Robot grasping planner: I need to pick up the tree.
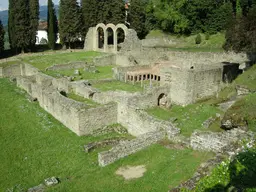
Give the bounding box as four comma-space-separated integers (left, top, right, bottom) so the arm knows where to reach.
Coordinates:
0, 20, 5, 54
8, 0, 31, 52
102, 0, 125, 24
224, 5, 256, 52
15, 0, 31, 52
130, 0, 149, 39
29, 0, 39, 49
81, 0, 99, 33
59, 0, 83, 48
48, 0, 58, 49
8, 0, 17, 49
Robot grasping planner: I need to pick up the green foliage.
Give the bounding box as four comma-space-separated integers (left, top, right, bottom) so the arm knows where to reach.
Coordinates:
224, 5, 256, 52
205, 33, 210, 40
195, 34, 202, 44
130, 0, 149, 39
81, 0, 99, 33
47, 0, 58, 50
194, 146, 256, 191
0, 20, 4, 54
29, 0, 39, 49
59, 0, 83, 48
0, 78, 214, 191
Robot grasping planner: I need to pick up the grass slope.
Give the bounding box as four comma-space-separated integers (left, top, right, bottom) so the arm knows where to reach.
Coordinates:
146, 30, 225, 52
147, 104, 223, 137
45, 65, 114, 80
0, 78, 213, 192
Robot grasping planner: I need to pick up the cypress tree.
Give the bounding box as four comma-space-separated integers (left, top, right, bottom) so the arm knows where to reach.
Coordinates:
102, 0, 125, 24
48, 0, 58, 49
81, 0, 98, 33
8, 0, 17, 50
59, 0, 83, 48
15, 0, 31, 52
29, 0, 39, 49
0, 20, 5, 54
130, 0, 148, 39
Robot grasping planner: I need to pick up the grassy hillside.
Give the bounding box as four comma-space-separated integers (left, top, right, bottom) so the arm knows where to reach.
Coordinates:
146, 30, 225, 52
0, 78, 213, 192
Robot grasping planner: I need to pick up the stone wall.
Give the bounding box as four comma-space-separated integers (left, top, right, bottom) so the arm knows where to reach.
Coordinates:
93, 54, 116, 66
98, 131, 165, 166
0, 64, 22, 77
16, 72, 117, 136
117, 103, 180, 136
190, 129, 252, 153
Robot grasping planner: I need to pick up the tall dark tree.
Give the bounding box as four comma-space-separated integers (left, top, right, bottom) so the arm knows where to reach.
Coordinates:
8, 0, 31, 52
81, 0, 99, 33
29, 0, 39, 49
224, 5, 256, 52
59, 0, 83, 48
15, 0, 31, 52
48, 0, 58, 49
130, 0, 148, 39
8, 0, 17, 49
0, 20, 5, 54
102, 0, 125, 24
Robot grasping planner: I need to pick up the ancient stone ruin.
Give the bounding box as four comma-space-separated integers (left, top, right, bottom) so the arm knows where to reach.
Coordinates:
0, 23, 254, 168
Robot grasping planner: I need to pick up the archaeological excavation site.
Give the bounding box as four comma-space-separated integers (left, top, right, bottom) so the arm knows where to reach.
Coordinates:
1, 23, 256, 192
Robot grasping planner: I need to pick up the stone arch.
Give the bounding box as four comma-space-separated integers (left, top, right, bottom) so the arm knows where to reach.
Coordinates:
95, 23, 106, 50
115, 24, 128, 36
157, 93, 168, 107
93, 23, 129, 52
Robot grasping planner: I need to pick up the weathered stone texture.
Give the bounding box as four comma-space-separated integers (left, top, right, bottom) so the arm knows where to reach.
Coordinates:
190, 129, 252, 153
98, 131, 165, 167
0, 64, 21, 77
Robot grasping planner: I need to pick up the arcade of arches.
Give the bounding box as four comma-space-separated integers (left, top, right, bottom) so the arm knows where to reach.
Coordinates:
95, 23, 128, 53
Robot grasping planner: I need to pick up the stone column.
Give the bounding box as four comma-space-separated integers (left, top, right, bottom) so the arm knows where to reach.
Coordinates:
104, 29, 108, 52
114, 30, 118, 53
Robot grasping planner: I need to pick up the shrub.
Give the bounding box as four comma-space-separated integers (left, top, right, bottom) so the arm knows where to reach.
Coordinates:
205, 33, 210, 40
195, 34, 202, 44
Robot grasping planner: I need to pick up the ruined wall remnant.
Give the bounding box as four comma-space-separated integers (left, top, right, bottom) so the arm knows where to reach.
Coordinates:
98, 131, 165, 167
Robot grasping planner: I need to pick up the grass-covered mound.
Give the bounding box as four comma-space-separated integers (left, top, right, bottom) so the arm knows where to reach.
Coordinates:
45, 65, 114, 80
146, 104, 223, 137
93, 80, 144, 92
146, 30, 225, 52
0, 51, 102, 70
0, 78, 213, 192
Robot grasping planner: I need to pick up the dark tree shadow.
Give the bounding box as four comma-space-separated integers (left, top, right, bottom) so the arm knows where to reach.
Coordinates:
205, 149, 256, 192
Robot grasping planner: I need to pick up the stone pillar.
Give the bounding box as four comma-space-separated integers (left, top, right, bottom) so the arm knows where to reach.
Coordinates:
133, 75, 135, 85
114, 30, 118, 53
125, 73, 127, 83
104, 29, 108, 52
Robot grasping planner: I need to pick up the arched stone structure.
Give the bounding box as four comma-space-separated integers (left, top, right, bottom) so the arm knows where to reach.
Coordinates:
87, 23, 129, 53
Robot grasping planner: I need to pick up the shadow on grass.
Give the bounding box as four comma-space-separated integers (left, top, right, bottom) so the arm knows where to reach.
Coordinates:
205, 149, 256, 192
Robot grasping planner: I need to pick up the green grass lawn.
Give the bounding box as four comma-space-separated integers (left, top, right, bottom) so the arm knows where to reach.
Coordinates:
146, 30, 225, 52
45, 65, 114, 80
0, 78, 213, 192
0, 51, 102, 71
146, 104, 223, 137
67, 92, 100, 107
20, 51, 102, 70
93, 80, 144, 92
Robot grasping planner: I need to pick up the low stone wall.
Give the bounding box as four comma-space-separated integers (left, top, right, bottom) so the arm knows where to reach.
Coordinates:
190, 129, 252, 153
46, 61, 88, 71
0, 64, 22, 77
93, 90, 139, 104
98, 131, 165, 166
93, 54, 116, 66
17, 74, 117, 136
118, 103, 180, 136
